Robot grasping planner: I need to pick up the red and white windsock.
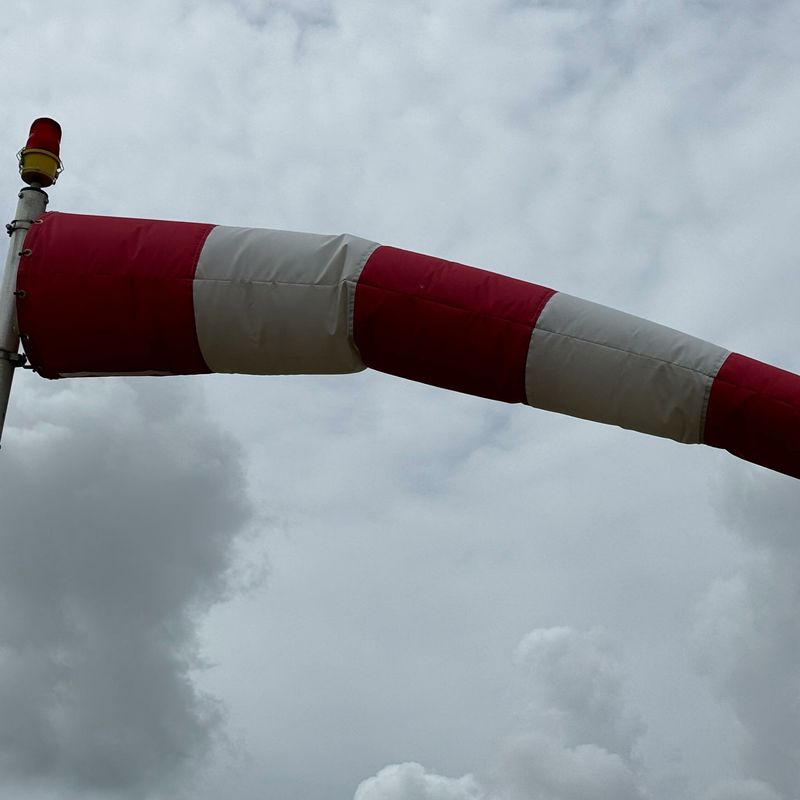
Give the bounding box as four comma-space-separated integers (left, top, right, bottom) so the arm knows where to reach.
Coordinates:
17, 212, 800, 479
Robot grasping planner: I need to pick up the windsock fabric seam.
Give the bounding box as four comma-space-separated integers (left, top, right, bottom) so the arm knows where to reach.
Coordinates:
193, 277, 365, 287
193, 226, 377, 375
353, 276, 552, 329
699, 348, 732, 443
187, 224, 214, 373
709, 375, 800, 412
531, 323, 727, 378
531, 318, 732, 442
346, 242, 382, 351
353, 246, 556, 403
525, 291, 729, 444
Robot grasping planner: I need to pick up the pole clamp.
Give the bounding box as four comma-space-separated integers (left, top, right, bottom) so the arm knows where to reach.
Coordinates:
5, 218, 40, 236
0, 349, 27, 367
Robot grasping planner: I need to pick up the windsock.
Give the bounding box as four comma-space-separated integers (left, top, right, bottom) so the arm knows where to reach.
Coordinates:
17, 212, 800, 479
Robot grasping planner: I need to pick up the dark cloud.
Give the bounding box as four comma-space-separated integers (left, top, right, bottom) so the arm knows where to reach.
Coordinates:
0, 378, 254, 796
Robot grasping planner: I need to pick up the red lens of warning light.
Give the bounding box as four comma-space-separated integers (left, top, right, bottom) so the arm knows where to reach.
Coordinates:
25, 118, 62, 157
19, 118, 63, 187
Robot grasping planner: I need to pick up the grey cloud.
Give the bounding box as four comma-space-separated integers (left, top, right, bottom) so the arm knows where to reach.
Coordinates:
694, 473, 800, 799
495, 627, 648, 800
701, 779, 783, 800
498, 735, 647, 800
355, 628, 649, 800
224, 0, 335, 29
512, 627, 645, 761
0, 378, 254, 797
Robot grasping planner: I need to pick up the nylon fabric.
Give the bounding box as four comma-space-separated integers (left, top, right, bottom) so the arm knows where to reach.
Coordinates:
705, 353, 800, 479
525, 293, 729, 443
193, 226, 378, 374
17, 212, 213, 378
353, 246, 555, 403
13, 211, 800, 480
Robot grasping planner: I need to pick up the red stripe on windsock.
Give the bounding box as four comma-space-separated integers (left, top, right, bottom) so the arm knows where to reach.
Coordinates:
705, 353, 800, 479
353, 246, 555, 403
17, 212, 213, 378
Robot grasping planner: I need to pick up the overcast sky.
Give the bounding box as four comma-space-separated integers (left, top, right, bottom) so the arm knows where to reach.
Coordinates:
0, 1, 799, 798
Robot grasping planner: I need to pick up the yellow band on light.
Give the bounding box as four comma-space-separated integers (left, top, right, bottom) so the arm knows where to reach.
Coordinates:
19, 147, 62, 187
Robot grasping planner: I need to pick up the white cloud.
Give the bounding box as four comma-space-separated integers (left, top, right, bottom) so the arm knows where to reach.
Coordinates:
355, 628, 649, 800
498, 734, 647, 800
497, 627, 648, 800
354, 763, 485, 800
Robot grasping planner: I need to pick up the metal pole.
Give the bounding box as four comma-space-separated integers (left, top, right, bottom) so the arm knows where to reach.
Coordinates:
0, 185, 48, 443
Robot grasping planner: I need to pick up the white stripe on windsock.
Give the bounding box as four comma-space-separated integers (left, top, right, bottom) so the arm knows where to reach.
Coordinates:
525, 293, 730, 443
193, 225, 378, 375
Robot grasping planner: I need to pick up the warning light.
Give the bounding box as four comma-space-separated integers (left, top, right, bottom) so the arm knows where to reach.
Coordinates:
18, 118, 63, 187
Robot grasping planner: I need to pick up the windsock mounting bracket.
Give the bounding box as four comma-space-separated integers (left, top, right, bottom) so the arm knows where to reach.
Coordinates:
0, 349, 26, 367
6, 217, 42, 236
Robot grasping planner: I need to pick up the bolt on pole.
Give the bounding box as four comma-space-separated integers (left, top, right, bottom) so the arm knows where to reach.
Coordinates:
0, 119, 62, 445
